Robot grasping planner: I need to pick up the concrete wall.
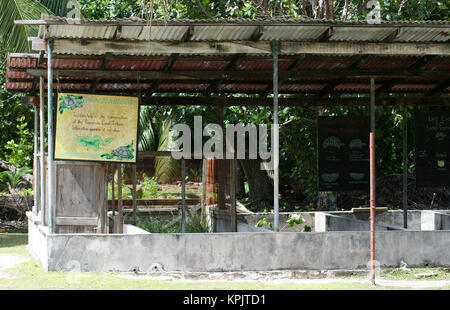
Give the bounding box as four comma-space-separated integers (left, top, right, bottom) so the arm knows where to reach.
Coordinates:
27, 212, 49, 271
42, 230, 449, 272
422, 211, 450, 231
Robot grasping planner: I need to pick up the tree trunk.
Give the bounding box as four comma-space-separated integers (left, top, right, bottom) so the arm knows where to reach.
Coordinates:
325, 0, 333, 19
238, 159, 273, 212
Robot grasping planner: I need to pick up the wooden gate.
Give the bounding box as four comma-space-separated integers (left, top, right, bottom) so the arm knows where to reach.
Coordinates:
49, 160, 106, 233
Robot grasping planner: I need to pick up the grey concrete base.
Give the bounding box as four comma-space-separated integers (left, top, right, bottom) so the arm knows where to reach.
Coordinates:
27, 213, 450, 272
421, 211, 450, 231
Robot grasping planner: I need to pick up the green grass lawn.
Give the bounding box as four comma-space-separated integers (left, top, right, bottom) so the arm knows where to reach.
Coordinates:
0, 233, 448, 290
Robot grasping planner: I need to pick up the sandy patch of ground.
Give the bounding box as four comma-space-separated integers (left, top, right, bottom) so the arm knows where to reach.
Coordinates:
0, 254, 27, 278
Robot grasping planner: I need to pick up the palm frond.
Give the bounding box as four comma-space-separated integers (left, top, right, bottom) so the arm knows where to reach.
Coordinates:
0, 0, 52, 52
39, 0, 72, 17
155, 118, 179, 183
138, 106, 156, 152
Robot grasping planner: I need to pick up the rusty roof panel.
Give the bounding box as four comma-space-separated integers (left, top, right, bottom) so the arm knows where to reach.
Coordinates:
236, 60, 292, 70
391, 84, 437, 91
297, 59, 354, 70
6, 70, 33, 80
171, 60, 229, 70
50, 58, 102, 70
219, 83, 267, 92
46, 82, 91, 90
5, 81, 33, 91
423, 60, 450, 71
334, 83, 381, 92
158, 83, 208, 91
106, 59, 167, 70
8, 56, 37, 69
359, 59, 416, 70
280, 84, 326, 92
99, 82, 152, 90
329, 27, 397, 42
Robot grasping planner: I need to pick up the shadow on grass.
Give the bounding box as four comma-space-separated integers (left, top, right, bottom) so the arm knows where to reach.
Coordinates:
0, 234, 27, 248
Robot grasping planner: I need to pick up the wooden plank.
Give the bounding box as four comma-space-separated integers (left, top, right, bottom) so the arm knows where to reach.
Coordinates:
55, 216, 98, 226
281, 41, 450, 56
26, 68, 450, 79
140, 96, 450, 107
35, 39, 450, 57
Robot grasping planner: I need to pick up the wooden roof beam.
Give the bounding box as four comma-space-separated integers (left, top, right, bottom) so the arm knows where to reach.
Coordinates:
426, 79, 450, 96
25, 68, 450, 80
204, 53, 244, 95
30, 39, 450, 57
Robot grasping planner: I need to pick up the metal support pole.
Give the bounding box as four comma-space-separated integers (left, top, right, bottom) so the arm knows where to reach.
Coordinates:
181, 158, 186, 233
271, 41, 279, 232
402, 101, 408, 229
33, 105, 39, 216
132, 164, 137, 225
369, 77, 376, 285
47, 40, 54, 233
39, 77, 45, 225
230, 159, 237, 232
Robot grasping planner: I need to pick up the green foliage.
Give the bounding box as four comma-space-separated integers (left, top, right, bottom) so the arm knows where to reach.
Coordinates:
136, 214, 209, 233
0, 49, 34, 164
256, 217, 272, 228
0, 0, 52, 52
4, 116, 34, 168
0, 167, 32, 190
286, 214, 305, 227
141, 173, 158, 199
185, 215, 209, 233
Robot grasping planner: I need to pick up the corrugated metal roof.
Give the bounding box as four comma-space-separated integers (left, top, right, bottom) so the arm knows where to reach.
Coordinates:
394, 27, 450, 42
329, 27, 397, 42
4, 52, 449, 96
120, 25, 187, 41
259, 26, 329, 41
34, 16, 449, 44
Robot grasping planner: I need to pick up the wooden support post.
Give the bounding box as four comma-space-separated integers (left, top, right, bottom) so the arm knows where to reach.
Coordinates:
217, 105, 226, 210
271, 41, 280, 232
132, 164, 137, 225
200, 157, 208, 220
117, 164, 123, 233
230, 159, 237, 232
33, 104, 39, 216
181, 158, 186, 233
47, 40, 54, 233
104, 164, 109, 233
111, 164, 115, 218
39, 77, 45, 224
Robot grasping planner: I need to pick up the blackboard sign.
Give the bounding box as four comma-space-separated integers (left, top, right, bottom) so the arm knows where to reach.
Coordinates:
415, 111, 450, 188
318, 117, 370, 191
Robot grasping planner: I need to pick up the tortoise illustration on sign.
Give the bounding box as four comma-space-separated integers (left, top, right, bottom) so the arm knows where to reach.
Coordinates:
321, 173, 340, 183
349, 139, 366, 150
101, 144, 135, 161
349, 172, 365, 180
59, 95, 84, 114
322, 136, 344, 150
78, 136, 113, 151
436, 132, 447, 141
